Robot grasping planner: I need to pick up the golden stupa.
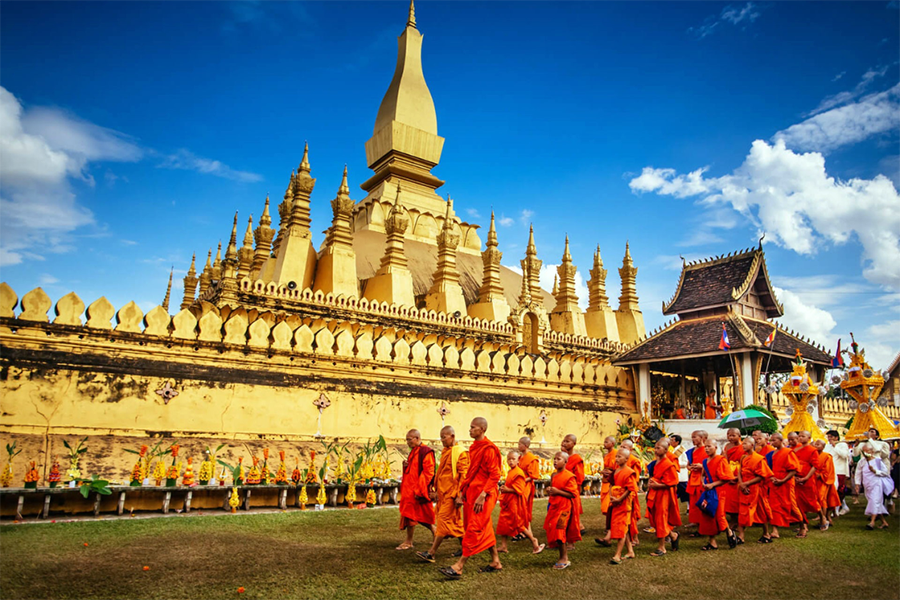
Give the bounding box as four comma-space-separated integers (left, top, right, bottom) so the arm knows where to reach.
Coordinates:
780, 351, 826, 441
840, 335, 899, 441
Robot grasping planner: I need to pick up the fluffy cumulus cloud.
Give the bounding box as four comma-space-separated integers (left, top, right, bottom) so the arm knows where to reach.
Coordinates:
630, 139, 900, 290
772, 286, 837, 347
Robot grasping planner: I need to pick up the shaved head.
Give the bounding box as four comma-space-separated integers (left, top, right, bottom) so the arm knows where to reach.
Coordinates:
440, 426, 454, 436
519, 436, 532, 448
622, 439, 634, 449
554, 451, 568, 460
564, 434, 577, 444
407, 429, 420, 439
472, 417, 488, 431
617, 447, 631, 459
507, 450, 521, 459
655, 438, 670, 449
728, 428, 741, 436
605, 436, 616, 444
771, 432, 783, 442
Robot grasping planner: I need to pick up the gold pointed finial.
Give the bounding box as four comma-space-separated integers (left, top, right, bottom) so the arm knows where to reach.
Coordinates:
594, 244, 603, 268
552, 274, 559, 296
563, 234, 571, 261
243, 216, 254, 247
407, 0, 416, 28
260, 194, 271, 227
526, 224, 537, 255
487, 211, 498, 246
214, 241, 222, 264
338, 164, 349, 196
162, 267, 174, 312
299, 142, 310, 174
205, 249, 213, 270
187, 253, 196, 277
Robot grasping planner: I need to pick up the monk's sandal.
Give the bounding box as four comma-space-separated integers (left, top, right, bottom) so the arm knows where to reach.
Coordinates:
416, 551, 436, 563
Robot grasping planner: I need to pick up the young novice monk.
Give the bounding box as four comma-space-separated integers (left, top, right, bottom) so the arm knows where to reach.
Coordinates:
697, 439, 736, 550
544, 451, 580, 569
498, 451, 544, 554
646, 438, 682, 556
737, 436, 774, 544
608, 448, 638, 565
813, 440, 841, 529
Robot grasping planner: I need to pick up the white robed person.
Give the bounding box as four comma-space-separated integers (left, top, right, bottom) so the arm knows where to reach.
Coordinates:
853, 442, 894, 530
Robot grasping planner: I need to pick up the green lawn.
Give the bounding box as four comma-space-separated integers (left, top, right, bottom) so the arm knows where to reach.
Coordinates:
1, 496, 898, 600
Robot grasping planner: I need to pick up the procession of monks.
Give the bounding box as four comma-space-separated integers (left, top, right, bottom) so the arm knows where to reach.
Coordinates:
396, 418, 849, 576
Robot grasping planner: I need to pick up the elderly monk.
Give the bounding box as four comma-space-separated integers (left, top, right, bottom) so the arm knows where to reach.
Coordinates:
646, 438, 682, 556
697, 439, 735, 549
497, 451, 544, 554
737, 436, 774, 544
686, 430, 710, 534
722, 428, 745, 530
440, 418, 503, 579
417, 426, 468, 563
544, 451, 580, 569
397, 429, 436, 550
607, 448, 638, 564
766, 433, 800, 540
813, 439, 841, 529
561, 434, 585, 539
792, 430, 824, 538
516, 436, 541, 540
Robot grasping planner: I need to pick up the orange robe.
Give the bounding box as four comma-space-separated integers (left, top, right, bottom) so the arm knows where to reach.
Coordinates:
792, 444, 821, 516
459, 438, 502, 557
399, 445, 436, 529
675, 409, 686, 419
697, 455, 734, 535
704, 396, 717, 419
816, 452, 841, 510
434, 446, 469, 538
687, 446, 709, 523
543, 469, 582, 546
647, 456, 682, 539
600, 449, 618, 514
566, 453, 585, 529
607, 466, 638, 539
625, 454, 643, 537
738, 452, 773, 527
497, 466, 529, 536
766, 448, 800, 527
722, 445, 745, 514
518, 451, 540, 525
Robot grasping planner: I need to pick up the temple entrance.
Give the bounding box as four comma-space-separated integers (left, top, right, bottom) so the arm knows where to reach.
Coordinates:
521, 311, 540, 354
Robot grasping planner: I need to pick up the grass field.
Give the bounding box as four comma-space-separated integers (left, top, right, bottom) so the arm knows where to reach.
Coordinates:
1, 496, 898, 600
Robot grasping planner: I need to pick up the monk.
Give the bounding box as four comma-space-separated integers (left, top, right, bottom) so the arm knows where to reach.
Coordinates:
620, 438, 644, 545
595, 436, 618, 547
417, 426, 468, 563
813, 440, 841, 529
515, 436, 541, 542
686, 430, 710, 534
607, 448, 638, 565
787, 431, 799, 449
722, 428, 745, 530
440, 417, 502, 579
704, 392, 718, 419
766, 433, 800, 540
561, 434, 585, 539
753, 430, 776, 457
792, 430, 824, 538
497, 451, 544, 554
544, 451, 581, 569
697, 439, 736, 549
646, 438, 682, 556
397, 429, 436, 550
737, 436, 774, 544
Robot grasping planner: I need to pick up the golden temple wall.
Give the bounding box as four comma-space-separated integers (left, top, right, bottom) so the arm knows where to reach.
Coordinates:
0, 285, 636, 485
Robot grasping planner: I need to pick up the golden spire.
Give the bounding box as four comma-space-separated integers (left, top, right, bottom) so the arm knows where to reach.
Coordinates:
487, 210, 498, 246
238, 216, 254, 279
260, 194, 271, 228
618, 241, 639, 311
552, 275, 559, 296
554, 234, 581, 314
407, 0, 416, 28
476, 210, 505, 307
243, 216, 254, 248
198, 249, 213, 296
562, 235, 571, 261
224, 212, 239, 265
526, 224, 537, 256
587, 245, 610, 310
299, 142, 311, 175
521, 224, 542, 308
326, 165, 354, 248
180, 255, 198, 311
163, 266, 173, 312
253, 196, 276, 277
212, 241, 223, 280
338, 164, 350, 197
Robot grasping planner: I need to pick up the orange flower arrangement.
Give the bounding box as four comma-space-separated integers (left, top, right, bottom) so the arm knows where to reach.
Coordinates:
275, 451, 288, 485
291, 457, 302, 485
245, 457, 261, 485
24, 461, 40, 488
48, 456, 61, 488
181, 457, 195, 486
306, 450, 318, 483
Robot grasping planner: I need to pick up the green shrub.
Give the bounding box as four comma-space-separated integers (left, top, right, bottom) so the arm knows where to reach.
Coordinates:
740, 404, 779, 435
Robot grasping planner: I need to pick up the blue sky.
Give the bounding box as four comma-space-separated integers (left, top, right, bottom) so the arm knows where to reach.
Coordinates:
1, 1, 898, 368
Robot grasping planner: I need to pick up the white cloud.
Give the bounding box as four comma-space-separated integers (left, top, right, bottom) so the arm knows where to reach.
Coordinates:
776, 83, 899, 153
862, 319, 900, 370
832, 71, 846, 83
498, 215, 514, 227
773, 286, 837, 347
538, 264, 589, 310
38, 274, 59, 285
809, 65, 890, 116
630, 139, 900, 290
465, 208, 481, 219
158, 149, 262, 183
689, 2, 762, 38
519, 209, 534, 225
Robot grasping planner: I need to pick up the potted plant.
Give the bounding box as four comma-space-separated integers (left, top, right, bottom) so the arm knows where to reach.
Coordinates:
1, 442, 23, 487
62, 437, 88, 485
24, 461, 39, 489
199, 444, 224, 485
47, 456, 61, 488
165, 444, 181, 487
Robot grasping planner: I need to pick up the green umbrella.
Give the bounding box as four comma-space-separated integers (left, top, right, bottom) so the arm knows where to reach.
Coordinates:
717, 409, 774, 430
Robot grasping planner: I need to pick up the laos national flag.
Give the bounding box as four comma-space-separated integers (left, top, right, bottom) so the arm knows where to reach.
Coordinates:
718, 324, 730, 351
832, 339, 843, 368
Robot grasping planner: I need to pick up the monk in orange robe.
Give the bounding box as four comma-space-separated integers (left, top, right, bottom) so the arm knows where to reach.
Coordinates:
646, 438, 682, 556
766, 433, 800, 539
704, 392, 718, 419
607, 448, 638, 564
696, 439, 735, 549
544, 451, 580, 569
397, 429, 436, 550
813, 440, 841, 528
595, 436, 619, 547
737, 436, 774, 543
440, 418, 502, 579
753, 430, 776, 458
517, 436, 541, 537
686, 430, 710, 531
561, 434, 585, 538
497, 450, 544, 554
621, 438, 644, 544
417, 426, 468, 563
721, 428, 745, 530
792, 430, 824, 538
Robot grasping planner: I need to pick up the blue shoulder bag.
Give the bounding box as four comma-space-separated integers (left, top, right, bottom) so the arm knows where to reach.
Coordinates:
695, 458, 719, 517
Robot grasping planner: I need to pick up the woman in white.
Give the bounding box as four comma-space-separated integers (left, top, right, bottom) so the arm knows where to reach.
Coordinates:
854, 442, 893, 530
